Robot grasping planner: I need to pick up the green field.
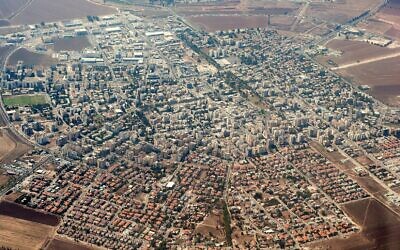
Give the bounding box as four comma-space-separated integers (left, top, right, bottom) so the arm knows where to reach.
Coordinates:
3, 94, 49, 107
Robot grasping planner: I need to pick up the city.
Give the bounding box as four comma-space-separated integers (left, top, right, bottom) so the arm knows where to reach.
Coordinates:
0, 0, 400, 249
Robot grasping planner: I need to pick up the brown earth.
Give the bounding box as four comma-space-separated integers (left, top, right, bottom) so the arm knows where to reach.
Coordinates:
0, 128, 17, 163
0, 201, 60, 226
355, 156, 374, 166
0, 0, 28, 20
307, 232, 375, 250
10, 0, 115, 25
187, 15, 269, 32
305, 0, 381, 24
342, 198, 400, 250
195, 210, 225, 240
46, 237, 96, 250
0, 45, 15, 70
174, 0, 299, 16
0, 214, 54, 250
357, 18, 393, 36
0, 128, 32, 164
336, 55, 400, 106
325, 39, 400, 66
7, 47, 57, 67
312, 198, 400, 249
52, 36, 92, 52
0, 169, 9, 187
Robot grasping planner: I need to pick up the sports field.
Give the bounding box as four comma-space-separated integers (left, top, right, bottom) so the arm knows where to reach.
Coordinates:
3, 94, 49, 107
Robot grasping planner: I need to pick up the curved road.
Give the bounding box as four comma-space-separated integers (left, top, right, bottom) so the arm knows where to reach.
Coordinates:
0, 46, 35, 164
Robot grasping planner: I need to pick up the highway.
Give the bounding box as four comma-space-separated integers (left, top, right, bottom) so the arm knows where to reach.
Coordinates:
315, 0, 389, 46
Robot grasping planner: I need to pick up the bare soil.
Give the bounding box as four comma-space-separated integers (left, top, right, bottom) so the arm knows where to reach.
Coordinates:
0, 128, 32, 164
0, 0, 28, 20
0, 214, 54, 250
7, 47, 57, 67
341, 198, 400, 250
325, 39, 400, 66
0, 201, 60, 226
0, 129, 17, 163
337, 55, 400, 106
187, 15, 269, 32
195, 210, 225, 240
305, 0, 381, 24
52, 36, 92, 52
10, 0, 115, 25
46, 237, 96, 250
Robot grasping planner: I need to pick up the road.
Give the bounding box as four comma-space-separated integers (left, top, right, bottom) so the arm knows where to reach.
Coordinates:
8, 0, 35, 21
290, 1, 309, 32
315, 0, 388, 46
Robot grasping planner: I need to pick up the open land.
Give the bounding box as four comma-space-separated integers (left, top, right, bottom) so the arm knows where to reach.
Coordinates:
305, 0, 381, 24
315, 39, 400, 106
0, 46, 15, 68
0, 0, 29, 20
7, 48, 57, 67
0, 1, 400, 249
3, 94, 50, 107
46, 237, 96, 250
0, 214, 54, 250
311, 198, 400, 250
187, 15, 269, 32
356, 0, 400, 40
0, 129, 17, 163
174, 0, 299, 16
323, 39, 400, 66
0, 201, 60, 226
0, 128, 31, 164
195, 210, 225, 240
52, 36, 92, 52
306, 232, 375, 250
342, 198, 400, 249
4, 0, 115, 26
337, 55, 400, 106
0, 170, 9, 187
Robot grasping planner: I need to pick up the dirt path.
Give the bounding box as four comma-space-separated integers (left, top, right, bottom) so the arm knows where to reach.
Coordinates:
332, 52, 400, 70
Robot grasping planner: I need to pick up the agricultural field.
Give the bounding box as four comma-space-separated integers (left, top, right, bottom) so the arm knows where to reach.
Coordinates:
305, 0, 381, 24
315, 38, 400, 106
336, 55, 400, 106
187, 15, 269, 32
355, 0, 400, 41
174, 0, 300, 16
310, 198, 400, 249
9, 0, 116, 25
46, 237, 96, 250
322, 39, 400, 67
0, 201, 60, 226
0, 214, 54, 250
342, 198, 400, 249
175, 0, 299, 33
0, 0, 28, 20
3, 94, 49, 107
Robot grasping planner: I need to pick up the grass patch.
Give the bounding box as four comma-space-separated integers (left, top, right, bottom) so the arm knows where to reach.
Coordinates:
3, 94, 49, 107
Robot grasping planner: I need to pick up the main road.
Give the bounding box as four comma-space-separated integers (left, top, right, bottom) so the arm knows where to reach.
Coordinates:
0, 45, 37, 163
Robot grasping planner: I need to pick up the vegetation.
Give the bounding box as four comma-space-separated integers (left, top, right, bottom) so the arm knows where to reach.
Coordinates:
3, 94, 49, 107
222, 201, 233, 246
